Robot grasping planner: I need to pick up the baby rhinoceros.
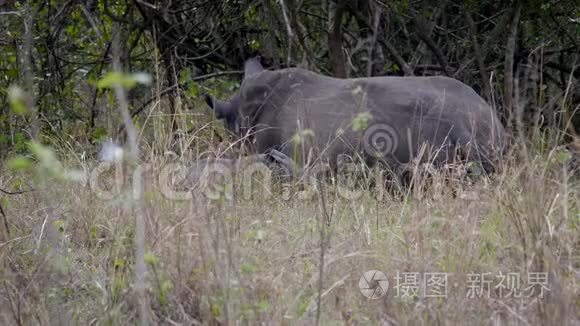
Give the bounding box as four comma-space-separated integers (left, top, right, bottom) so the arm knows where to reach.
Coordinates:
177, 149, 295, 201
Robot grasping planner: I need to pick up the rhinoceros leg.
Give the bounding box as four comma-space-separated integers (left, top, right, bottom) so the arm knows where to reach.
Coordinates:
268, 149, 301, 180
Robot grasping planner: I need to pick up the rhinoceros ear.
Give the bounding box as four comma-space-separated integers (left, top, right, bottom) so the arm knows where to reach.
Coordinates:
244, 56, 264, 79
204, 93, 234, 120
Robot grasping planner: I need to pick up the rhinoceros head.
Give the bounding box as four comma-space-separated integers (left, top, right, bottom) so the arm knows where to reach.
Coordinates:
204, 57, 265, 134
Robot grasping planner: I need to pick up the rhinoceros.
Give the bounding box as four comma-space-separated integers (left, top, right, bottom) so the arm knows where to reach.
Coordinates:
205, 57, 507, 176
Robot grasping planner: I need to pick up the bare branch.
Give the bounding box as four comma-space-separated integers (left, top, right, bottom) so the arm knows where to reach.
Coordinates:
379, 39, 414, 76
463, 8, 492, 101
277, 0, 294, 66
0, 188, 34, 195
0, 202, 8, 236
480, 8, 513, 61
111, 25, 149, 324
503, 1, 522, 123
23, 1, 38, 139
411, 11, 452, 76
545, 62, 580, 79
0, 187, 33, 236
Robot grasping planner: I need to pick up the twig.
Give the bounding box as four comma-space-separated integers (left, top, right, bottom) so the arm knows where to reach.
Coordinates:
346, 3, 414, 76
378, 39, 414, 76
480, 7, 513, 62
545, 62, 580, 78
128, 70, 243, 121
307, 273, 351, 314
23, 1, 39, 139
0, 187, 34, 236
0, 234, 32, 249
80, 3, 102, 37
89, 42, 112, 128
0, 203, 8, 236
118, 69, 244, 135
135, 0, 158, 10
277, 0, 294, 66
0, 188, 35, 195
0, 11, 21, 16
112, 25, 149, 325
366, 4, 382, 76
3, 281, 23, 326
315, 174, 333, 325
411, 10, 452, 76
463, 7, 492, 101
192, 70, 243, 82
130, 84, 180, 119
34, 212, 49, 254
492, 299, 530, 325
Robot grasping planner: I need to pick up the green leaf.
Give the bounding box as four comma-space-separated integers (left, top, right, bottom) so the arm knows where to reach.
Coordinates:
187, 82, 200, 98
13, 133, 27, 152
179, 69, 192, 85
0, 134, 9, 145
114, 257, 125, 270
240, 262, 256, 274
555, 150, 572, 164
248, 39, 260, 50
352, 112, 373, 131
7, 68, 18, 79
53, 219, 66, 233
0, 197, 8, 210
144, 252, 158, 266
97, 72, 134, 89
8, 86, 28, 115
256, 300, 269, 312
29, 142, 58, 165
27, 141, 65, 177
6, 156, 33, 170
291, 129, 315, 145
161, 280, 173, 292
391, 63, 400, 72
92, 127, 109, 142
97, 72, 151, 89
255, 229, 264, 241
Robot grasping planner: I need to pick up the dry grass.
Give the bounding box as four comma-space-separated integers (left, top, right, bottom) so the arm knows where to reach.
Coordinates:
0, 113, 579, 325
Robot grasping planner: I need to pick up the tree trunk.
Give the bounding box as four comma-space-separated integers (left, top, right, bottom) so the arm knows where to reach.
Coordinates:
328, 0, 348, 78
503, 1, 522, 125
464, 9, 492, 102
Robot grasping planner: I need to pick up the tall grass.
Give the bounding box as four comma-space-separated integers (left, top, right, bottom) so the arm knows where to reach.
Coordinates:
1, 59, 579, 324
0, 109, 578, 325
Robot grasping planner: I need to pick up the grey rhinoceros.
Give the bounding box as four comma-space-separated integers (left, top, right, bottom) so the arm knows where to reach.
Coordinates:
205, 57, 507, 176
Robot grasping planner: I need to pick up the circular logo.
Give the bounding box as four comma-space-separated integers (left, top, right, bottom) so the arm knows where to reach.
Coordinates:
359, 270, 389, 299
363, 124, 399, 158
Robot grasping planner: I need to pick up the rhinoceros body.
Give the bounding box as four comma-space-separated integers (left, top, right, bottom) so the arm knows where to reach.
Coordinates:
206, 58, 507, 173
